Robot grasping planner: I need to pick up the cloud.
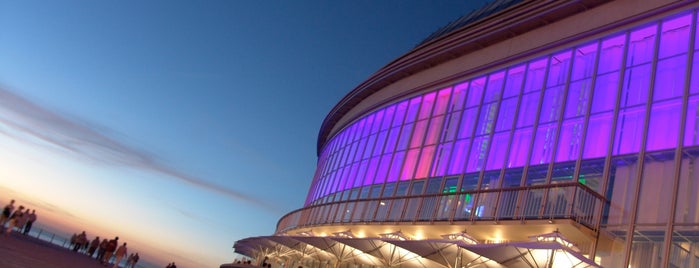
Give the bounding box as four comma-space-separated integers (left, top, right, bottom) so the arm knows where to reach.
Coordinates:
0, 87, 281, 213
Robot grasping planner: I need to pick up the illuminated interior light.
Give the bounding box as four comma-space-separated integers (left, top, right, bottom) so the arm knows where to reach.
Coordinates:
379, 230, 409, 241
441, 231, 479, 244
332, 230, 355, 238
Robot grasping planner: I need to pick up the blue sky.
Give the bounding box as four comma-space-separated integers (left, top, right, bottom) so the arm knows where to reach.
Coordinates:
0, 1, 485, 266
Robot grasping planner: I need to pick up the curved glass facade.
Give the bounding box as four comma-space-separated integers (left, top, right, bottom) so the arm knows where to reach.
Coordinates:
307, 10, 699, 211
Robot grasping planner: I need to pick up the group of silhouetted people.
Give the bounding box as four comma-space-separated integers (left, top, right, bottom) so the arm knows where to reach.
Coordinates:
69, 231, 139, 268
1, 199, 37, 236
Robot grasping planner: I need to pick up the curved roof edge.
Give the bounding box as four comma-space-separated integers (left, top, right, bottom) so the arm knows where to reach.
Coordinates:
317, 0, 611, 155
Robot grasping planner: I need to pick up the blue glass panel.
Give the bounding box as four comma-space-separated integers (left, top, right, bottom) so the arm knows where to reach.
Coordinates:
504, 65, 526, 98
530, 123, 557, 165
467, 135, 489, 172
654, 55, 687, 101
444, 111, 462, 142
391, 101, 408, 128
396, 123, 414, 151
516, 92, 541, 128
583, 112, 613, 158
524, 58, 548, 92
659, 13, 691, 59
475, 102, 498, 136
613, 106, 646, 154
591, 72, 620, 114
600, 35, 627, 75
354, 160, 369, 188
556, 118, 584, 162
448, 139, 470, 175
374, 130, 388, 156
502, 168, 523, 187
508, 128, 532, 168
461, 174, 479, 190
480, 171, 501, 189
363, 133, 377, 159
571, 42, 598, 81
647, 99, 681, 151
405, 96, 422, 124
627, 24, 658, 66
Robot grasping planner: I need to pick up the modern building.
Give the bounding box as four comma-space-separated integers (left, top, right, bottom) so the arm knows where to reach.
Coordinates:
233, 0, 699, 267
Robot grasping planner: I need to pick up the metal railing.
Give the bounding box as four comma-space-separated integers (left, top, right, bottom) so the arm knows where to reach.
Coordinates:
277, 182, 607, 234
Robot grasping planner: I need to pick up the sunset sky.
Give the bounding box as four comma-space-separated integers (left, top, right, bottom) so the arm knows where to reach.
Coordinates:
0, 1, 483, 266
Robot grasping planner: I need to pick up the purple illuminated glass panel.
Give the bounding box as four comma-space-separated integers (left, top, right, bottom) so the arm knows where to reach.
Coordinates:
457, 107, 478, 139
391, 101, 407, 128
434, 88, 452, 116
419, 92, 436, 120
372, 109, 385, 133
396, 123, 414, 151
374, 130, 388, 156
363, 133, 377, 159
547, 50, 573, 87
415, 145, 436, 178
504, 65, 526, 98
571, 43, 598, 81
530, 123, 556, 165
354, 160, 368, 188
565, 79, 592, 118
444, 111, 462, 142
599, 34, 626, 74
388, 151, 406, 183
646, 99, 681, 151
425, 115, 445, 145
451, 82, 469, 110
476, 102, 498, 136
466, 77, 486, 107
496, 97, 518, 131
467, 136, 488, 172
431, 142, 453, 177
410, 120, 428, 148
374, 154, 392, 184
517, 92, 541, 128
405, 96, 422, 123
692, 52, 699, 95
621, 64, 651, 107
524, 58, 548, 92
583, 113, 613, 158
627, 24, 658, 66
556, 118, 583, 162
685, 96, 699, 146
364, 156, 379, 186
591, 73, 619, 114
508, 129, 532, 167
659, 13, 691, 59
654, 55, 687, 100
484, 71, 505, 102
448, 139, 470, 175
400, 149, 419, 180
486, 132, 509, 170
613, 106, 646, 154
539, 86, 565, 123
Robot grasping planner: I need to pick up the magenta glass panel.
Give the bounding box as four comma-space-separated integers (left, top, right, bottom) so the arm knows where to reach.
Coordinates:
371, 109, 384, 134
530, 123, 557, 165
396, 123, 414, 151
504, 65, 526, 98
354, 160, 369, 187
647, 99, 681, 151
613, 106, 646, 154
539, 86, 565, 123
444, 111, 462, 142
451, 82, 469, 110
684, 96, 699, 146
400, 149, 419, 181
486, 132, 509, 170
654, 55, 687, 100
484, 71, 506, 103
591, 72, 620, 114
374, 154, 392, 184
692, 52, 699, 95
466, 77, 486, 107
431, 142, 453, 177
659, 13, 691, 59
583, 113, 612, 158
415, 145, 436, 179
448, 139, 470, 175
391, 101, 408, 128
516, 92, 540, 128
419, 92, 436, 120
547, 50, 573, 87
556, 118, 584, 162
571, 43, 598, 81
496, 97, 518, 131
524, 58, 548, 92
364, 156, 379, 186
424, 115, 445, 145
405, 96, 422, 124
467, 135, 488, 172
476, 102, 498, 136
457, 107, 478, 139
374, 130, 388, 156
565, 79, 592, 118
599, 34, 626, 74
508, 128, 532, 168
434, 88, 452, 116
627, 24, 658, 66
410, 120, 428, 148
388, 151, 406, 183
621, 64, 652, 107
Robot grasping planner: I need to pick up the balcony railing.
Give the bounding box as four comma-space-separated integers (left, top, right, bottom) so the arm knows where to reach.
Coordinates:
277, 182, 606, 234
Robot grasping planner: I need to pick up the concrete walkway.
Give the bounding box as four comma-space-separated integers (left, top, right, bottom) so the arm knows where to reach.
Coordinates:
0, 232, 107, 268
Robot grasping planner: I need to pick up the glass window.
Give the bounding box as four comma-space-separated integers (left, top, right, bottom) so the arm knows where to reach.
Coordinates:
627, 24, 658, 67
547, 50, 573, 87
538, 86, 565, 123
564, 79, 592, 118
476, 102, 498, 136
508, 128, 533, 168
684, 96, 699, 146
571, 42, 599, 81
467, 135, 489, 172
466, 77, 486, 107
591, 72, 620, 114
424, 115, 445, 145
415, 145, 436, 179
405, 96, 422, 124
375, 129, 389, 156
431, 142, 453, 177
583, 112, 614, 158
448, 139, 470, 175
390, 101, 406, 128
410, 120, 428, 148
396, 123, 414, 151
426, 177, 443, 194
400, 149, 419, 181
443, 110, 462, 142
646, 99, 681, 151
483, 71, 505, 103
418, 92, 436, 120
486, 132, 509, 171
516, 92, 541, 128
524, 58, 548, 92
658, 13, 692, 59
495, 97, 518, 131
613, 106, 647, 155
675, 149, 699, 223
387, 151, 405, 183
450, 82, 469, 111
556, 118, 584, 162
364, 156, 379, 186
372, 109, 386, 133
433, 88, 452, 116
503, 64, 526, 98
374, 154, 392, 184
636, 152, 675, 224
457, 107, 478, 139
653, 55, 687, 101
599, 34, 626, 74
530, 123, 557, 165
620, 64, 652, 107
691, 51, 699, 95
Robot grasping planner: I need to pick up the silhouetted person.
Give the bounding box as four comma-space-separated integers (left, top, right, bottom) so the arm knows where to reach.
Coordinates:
22, 209, 36, 235
87, 236, 100, 257
113, 242, 127, 268
5, 206, 23, 235
0, 200, 15, 228
126, 253, 139, 268
102, 236, 118, 264
96, 238, 108, 261
73, 231, 86, 251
